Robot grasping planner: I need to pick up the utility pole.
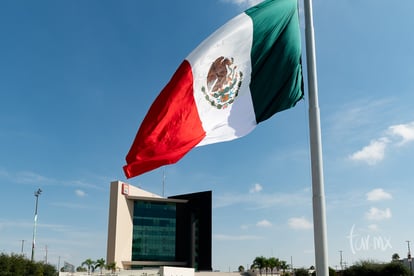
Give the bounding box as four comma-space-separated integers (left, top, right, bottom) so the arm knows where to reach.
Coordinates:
20, 239, 26, 254
58, 256, 61, 272
339, 250, 343, 271
44, 245, 48, 264
407, 240, 412, 275
31, 188, 42, 262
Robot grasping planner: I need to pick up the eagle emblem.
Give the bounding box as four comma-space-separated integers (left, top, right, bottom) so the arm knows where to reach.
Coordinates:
201, 56, 243, 109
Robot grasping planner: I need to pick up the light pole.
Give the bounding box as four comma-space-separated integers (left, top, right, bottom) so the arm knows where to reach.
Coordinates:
31, 188, 42, 262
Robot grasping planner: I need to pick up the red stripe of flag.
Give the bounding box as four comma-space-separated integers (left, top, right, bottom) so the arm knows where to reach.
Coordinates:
123, 60, 206, 178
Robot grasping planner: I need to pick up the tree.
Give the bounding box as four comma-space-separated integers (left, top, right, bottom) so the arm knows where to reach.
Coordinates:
310, 267, 337, 276
382, 261, 409, 275
106, 262, 117, 273
25, 261, 44, 276
342, 260, 410, 276
77, 266, 88, 272
9, 254, 26, 275
294, 268, 309, 276
252, 256, 267, 276
76, 266, 87, 272
267, 257, 279, 275
0, 253, 56, 276
279, 260, 289, 274
238, 265, 245, 272
263, 257, 270, 276
0, 253, 12, 274
42, 263, 58, 276
82, 258, 95, 275
95, 258, 106, 275
392, 253, 400, 262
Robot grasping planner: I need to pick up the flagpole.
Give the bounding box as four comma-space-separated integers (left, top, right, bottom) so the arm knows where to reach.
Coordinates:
303, 0, 329, 276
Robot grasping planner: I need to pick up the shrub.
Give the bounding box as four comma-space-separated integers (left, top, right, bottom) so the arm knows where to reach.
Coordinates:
343, 260, 410, 276
0, 253, 57, 276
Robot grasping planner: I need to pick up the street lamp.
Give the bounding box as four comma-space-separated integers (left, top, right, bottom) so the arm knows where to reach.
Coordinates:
31, 188, 42, 262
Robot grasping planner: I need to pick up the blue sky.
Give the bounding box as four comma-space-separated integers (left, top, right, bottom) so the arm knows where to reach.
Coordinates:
1, 0, 414, 272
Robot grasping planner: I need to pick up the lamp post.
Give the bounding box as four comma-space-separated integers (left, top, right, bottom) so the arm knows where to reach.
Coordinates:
31, 188, 42, 262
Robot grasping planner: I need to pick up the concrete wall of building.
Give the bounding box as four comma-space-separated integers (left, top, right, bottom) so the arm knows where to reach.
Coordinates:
106, 181, 163, 269
106, 181, 134, 268
160, 266, 195, 276
59, 270, 242, 276
59, 268, 159, 276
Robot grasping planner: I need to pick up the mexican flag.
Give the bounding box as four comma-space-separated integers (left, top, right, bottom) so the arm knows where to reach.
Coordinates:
124, 0, 303, 178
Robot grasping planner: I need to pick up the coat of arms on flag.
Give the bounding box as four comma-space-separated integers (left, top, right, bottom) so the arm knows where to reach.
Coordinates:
201, 56, 243, 109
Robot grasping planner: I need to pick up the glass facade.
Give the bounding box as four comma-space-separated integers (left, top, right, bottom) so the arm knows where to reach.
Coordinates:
194, 217, 200, 271
131, 201, 176, 262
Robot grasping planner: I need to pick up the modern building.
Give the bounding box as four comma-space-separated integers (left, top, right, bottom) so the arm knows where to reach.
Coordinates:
106, 181, 212, 271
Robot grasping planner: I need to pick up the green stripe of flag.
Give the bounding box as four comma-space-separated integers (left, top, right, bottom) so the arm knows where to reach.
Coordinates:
246, 0, 303, 123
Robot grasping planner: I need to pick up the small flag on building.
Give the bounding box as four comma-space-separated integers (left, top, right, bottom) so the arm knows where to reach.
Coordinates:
63, 261, 75, 273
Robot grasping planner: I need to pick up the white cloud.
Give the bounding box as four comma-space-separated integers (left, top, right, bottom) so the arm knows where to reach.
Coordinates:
249, 183, 263, 193
256, 219, 272, 227
388, 121, 414, 145
49, 202, 89, 209
348, 121, 414, 166
0, 168, 103, 190
222, 0, 263, 8
14, 171, 53, 184
0, 220, 32, 230
366, 188, 392, 201
365, 207, 392, 221
75, 189, 86, 197
214, 234, 263, 241
288, 217, 312, 230
349, 137, 390, 165
240, 224, 249, 230
0, 219, 71, 232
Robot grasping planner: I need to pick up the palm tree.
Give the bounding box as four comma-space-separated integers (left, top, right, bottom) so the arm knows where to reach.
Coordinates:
82, 258, 94, 275
264, 258, 269, 276
279, 260, 289, 274
106, 262, 117, 273
267, 257, 279, 275
252, 256, 266, 276
95, 258, 105, 275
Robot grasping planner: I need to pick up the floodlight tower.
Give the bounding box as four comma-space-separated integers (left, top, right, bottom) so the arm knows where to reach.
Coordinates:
31, 188, 42, 262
